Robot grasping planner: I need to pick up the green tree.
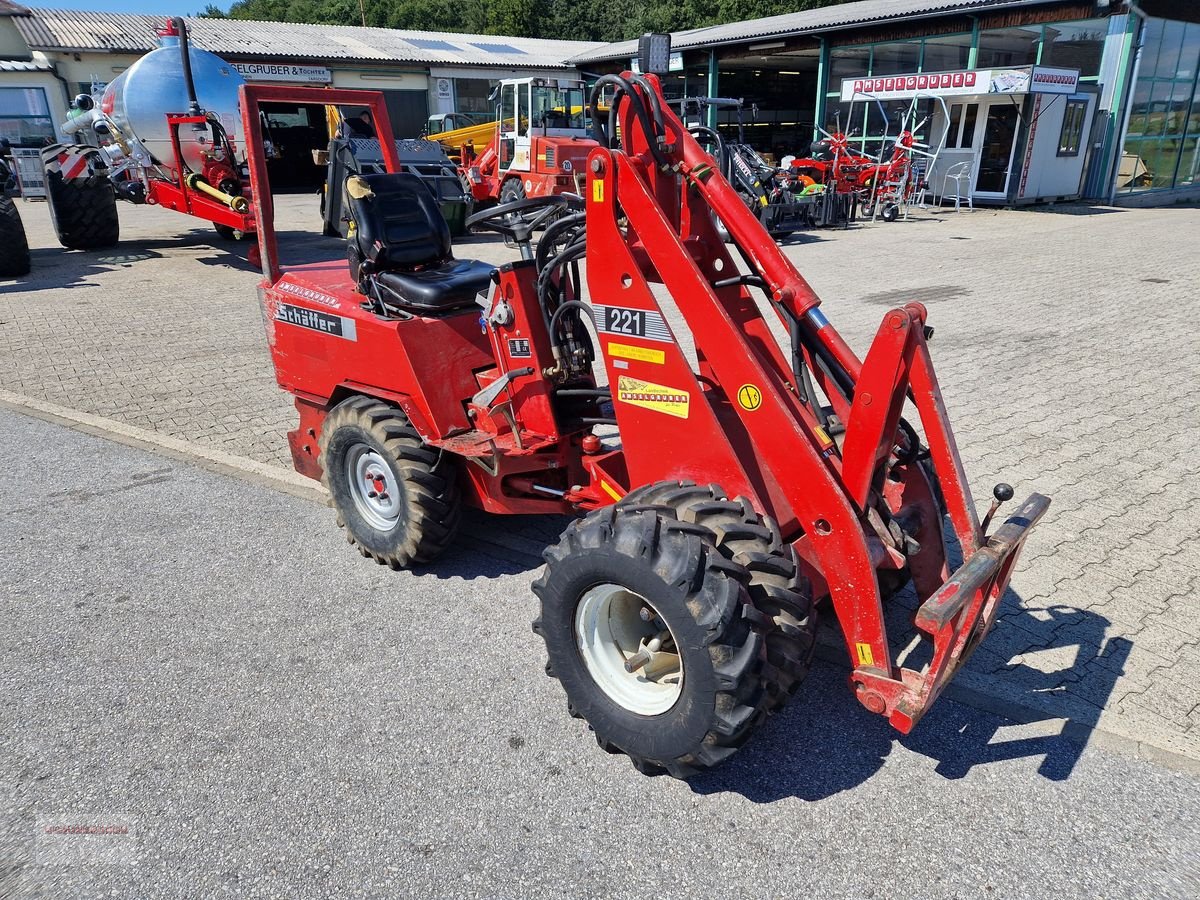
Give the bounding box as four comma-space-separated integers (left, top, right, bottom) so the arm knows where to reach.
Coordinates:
207, 0, 857, 42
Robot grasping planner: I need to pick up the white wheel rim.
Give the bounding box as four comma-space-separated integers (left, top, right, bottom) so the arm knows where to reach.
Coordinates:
574, 584, 683, 716
345, 443, 401, 532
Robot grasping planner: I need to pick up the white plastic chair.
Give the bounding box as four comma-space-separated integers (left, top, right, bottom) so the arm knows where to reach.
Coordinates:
937, 161, 974, 211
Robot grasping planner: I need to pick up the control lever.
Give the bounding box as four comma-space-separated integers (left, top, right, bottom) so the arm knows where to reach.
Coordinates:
471, 366, 534, 410
981, 482, 1014, 535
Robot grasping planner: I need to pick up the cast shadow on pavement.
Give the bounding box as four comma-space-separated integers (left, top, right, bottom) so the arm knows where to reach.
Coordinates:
407, 509, 572, 580
0, 244, 171, 293
687, 588, 1131, 803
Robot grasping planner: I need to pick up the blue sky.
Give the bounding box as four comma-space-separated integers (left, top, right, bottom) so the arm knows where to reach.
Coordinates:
30, 1, 235, 13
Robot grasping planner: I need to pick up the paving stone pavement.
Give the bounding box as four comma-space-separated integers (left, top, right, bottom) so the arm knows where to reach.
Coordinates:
2, 194, 1198, 761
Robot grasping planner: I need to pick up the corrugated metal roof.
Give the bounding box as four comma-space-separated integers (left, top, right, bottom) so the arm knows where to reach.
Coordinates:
571, 0, 1061, 64
0, 59, 51, 71
14, 9, 603, 69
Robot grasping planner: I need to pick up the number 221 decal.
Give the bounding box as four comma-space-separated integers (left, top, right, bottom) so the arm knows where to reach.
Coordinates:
593, 304, 672, 343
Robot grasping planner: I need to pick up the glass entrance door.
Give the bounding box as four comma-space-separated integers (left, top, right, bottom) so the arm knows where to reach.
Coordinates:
974, 103, 1020, 195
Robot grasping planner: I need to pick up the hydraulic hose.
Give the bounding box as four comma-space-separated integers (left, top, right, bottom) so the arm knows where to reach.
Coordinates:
587, 75, 671, 170
170, 17, 202, 117
535, 211, 586, 272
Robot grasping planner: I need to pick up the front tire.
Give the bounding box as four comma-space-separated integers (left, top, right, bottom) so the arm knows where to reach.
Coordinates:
533, 501, 769, 778
621, 481, 816, 715
318, 396, 460, 568
498, 177, 526, 205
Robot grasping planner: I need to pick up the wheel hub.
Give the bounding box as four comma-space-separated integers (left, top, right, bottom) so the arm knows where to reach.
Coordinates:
574, 585, 683, 715
346, 443, 402, 531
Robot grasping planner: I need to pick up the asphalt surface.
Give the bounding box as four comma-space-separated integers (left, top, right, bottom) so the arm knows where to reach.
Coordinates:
1, 406, 1198, 898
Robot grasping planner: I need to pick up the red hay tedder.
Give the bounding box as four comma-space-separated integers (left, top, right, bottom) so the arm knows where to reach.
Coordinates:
245, 34, 1048, 778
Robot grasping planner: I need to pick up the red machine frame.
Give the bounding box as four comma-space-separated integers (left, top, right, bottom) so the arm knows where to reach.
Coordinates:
244, 78, 1048, 734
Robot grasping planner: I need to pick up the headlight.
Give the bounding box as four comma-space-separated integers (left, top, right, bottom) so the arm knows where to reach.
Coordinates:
561, 159, 573, 172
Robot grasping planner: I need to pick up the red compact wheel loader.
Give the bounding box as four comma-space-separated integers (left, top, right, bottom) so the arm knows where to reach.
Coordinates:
244, 40, 1048, 778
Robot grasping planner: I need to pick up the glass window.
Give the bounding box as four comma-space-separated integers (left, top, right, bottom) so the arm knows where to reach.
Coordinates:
946, 103, 965, 147
870, 41, 921, 77
1179, 24, 1200, 83
1147, 19, 1185, 80
0, 86, 54, 148
529, 82, 587, 131
1126, 78, 1152, 137
454, 79, 495, 117
921, 34, 971, 73
830, 46, 871, 88
976, 26, 1041, 68
1057, 99, 1087, 156
1177, 137, 1199, 187
1119, 18, 1200, 192
499, 83, 517, 134
1041, 19, 1108, 78
960, 104, 979, 149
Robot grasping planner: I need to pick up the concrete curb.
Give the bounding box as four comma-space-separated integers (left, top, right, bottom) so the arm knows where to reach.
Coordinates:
4, 389, 1198, 778
0, 389, 326, 505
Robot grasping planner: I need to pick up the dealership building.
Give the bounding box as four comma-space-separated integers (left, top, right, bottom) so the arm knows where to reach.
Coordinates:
573, 0, 1200, 205
2, 1, 1198, 206
0, 3, 598, 146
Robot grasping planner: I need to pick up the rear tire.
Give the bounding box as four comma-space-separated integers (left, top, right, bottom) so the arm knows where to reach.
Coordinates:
0, 196, 31, 277
533, 502, 767, 778
214, 222, 251, 241
46, 170, 119, 250
318, 396, 460, 568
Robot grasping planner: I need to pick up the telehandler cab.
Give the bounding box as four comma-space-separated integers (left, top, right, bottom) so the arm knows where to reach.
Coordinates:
244, 44, 1048, 778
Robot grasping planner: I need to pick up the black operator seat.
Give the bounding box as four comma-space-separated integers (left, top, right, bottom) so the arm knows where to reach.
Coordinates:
344, 173, 494, 312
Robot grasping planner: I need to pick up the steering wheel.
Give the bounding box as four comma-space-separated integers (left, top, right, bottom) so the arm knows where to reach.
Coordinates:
467, 195, 577, 248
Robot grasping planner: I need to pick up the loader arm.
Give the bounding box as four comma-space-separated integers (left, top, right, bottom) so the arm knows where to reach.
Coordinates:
582, 72, 1048, 732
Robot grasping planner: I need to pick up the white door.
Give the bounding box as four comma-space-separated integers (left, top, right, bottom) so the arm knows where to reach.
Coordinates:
498, 82, 532, 175
971, 101, 1021, 199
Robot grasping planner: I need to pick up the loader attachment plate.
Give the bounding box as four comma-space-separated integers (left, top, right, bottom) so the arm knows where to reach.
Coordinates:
853, 492, 1051, 732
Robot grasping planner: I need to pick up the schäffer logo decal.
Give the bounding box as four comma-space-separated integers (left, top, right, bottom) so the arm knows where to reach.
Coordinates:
275, 303, 357, 341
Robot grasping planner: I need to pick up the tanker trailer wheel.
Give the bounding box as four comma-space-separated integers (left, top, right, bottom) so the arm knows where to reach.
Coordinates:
318, 396, 461, 569
620, 481, 816, 715
0, 196, 31, 277
46, 171, 119, 250
213, 223, 251, 241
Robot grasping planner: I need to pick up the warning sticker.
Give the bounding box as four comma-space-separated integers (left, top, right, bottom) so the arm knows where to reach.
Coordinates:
607, 341, 665, 365
592, 179, 604, 203
737, 384, 763, 410
855, 642, 875, 667
616, 376, 690, 419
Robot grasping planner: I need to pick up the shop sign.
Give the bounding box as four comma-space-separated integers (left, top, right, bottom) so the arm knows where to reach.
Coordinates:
1029, 66, 1080, 94
435, 77, 452, 100
233, 63, 332, 83
841, 66, 1079, 101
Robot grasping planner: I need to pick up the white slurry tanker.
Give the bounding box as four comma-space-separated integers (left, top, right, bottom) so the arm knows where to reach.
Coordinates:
42, 17, 256, 250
